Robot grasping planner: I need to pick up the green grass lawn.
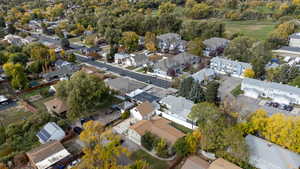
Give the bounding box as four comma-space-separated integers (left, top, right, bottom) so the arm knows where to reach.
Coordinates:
20, 86, 50, 100
230, 84, 244, 97
130, 150, 169, 169
225, 20, 276, 40
125, 66, 137, 70
169, 122, 193, 134
31, 96, 55, 112
69, 36, 82, 43
0, 107, 32, 126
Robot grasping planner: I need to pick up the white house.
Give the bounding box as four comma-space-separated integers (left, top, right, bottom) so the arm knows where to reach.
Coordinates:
114, 53, 131, 65
272, 33, 300, 58
210, 57, 252, 78
192, 68, 216, 84
241, 78, 300, 105
36, 122, 66, 144
246, 134, 300, 169
159, 95, 197, 130
26, 141, 70, 169
130, 101, 156, 120
289, 33, 300, 48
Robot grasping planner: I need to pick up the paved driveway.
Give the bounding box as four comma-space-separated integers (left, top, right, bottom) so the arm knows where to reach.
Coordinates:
218, 76, 242, 101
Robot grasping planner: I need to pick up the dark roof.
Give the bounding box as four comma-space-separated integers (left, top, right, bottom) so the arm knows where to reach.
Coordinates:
37, 128, 51, 143
42, 64, 80, 80
133, 92, 160, 103
278, 46, 300, 53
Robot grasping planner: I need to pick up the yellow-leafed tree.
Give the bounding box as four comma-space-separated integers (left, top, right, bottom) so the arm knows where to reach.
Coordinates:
243, 68, 255, 78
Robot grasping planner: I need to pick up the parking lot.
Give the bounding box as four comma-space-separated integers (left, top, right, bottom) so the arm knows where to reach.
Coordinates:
236, 96, 299, 118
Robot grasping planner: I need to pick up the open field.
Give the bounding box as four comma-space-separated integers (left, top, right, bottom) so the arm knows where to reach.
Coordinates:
0, 106, 32, 126
225, 20, 276, 40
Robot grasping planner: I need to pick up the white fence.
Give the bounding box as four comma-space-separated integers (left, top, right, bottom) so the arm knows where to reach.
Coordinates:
157, 111, 198, 130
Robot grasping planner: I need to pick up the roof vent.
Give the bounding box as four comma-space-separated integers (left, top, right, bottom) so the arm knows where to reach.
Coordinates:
267, 143, 272, 147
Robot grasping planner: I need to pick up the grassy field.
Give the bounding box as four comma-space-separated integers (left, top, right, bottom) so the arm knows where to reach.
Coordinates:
231, 84, 244, 97
131, 150, 169, 169
225, 20, 276, 40
0, 107, 32, 126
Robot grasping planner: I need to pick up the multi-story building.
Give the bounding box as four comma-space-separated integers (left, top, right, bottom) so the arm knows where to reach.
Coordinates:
241, 78, 300, 105
210, 57, 252, 78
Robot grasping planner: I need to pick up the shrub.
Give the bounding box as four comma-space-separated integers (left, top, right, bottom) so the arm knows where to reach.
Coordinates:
141, 132, 158, 151
155, 138, 170, 158
121, 111, 130, 119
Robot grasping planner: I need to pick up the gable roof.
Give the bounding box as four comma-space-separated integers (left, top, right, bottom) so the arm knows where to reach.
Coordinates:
44, 98, 68, 114
157, 33, 181, 41
192, 68, 215, 83
245, 134, 300, 169
203, 37, 229, 49
129, 117, 185, 144
210, 57, 252, 69
136, 101, 155, 116
208, 158, 242, 169
181, 156, 210, 169
36, 122, 65, 143
160, 95, 194, 120
105, 77, 147, 95
243, 78, 300, 96
131, 53, 148, 65
27, 141, 70, 169
133, 91, 160, 103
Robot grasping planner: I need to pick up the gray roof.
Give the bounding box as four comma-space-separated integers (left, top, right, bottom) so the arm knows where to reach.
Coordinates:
157, 33, 181, 41
160, 95, 194, 119
133, 92, 160, 103
211, 57, 252, 69
277, 46, 300, 53
289, 33, 300, 39
131, 53, 148, 66
243, 78, 300, 96
42, 64, 80, 80
246, 134, 300, 169
154, 52, 198, 72
192, 68, 215, 83
203, 37, 229, 49
105, 77, 147, 95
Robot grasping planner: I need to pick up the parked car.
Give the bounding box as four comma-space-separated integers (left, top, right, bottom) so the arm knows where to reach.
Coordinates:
272, 102, 279, 108
73, 127, 83, 135
285, 105, 293, 112
80, 116, 94, 125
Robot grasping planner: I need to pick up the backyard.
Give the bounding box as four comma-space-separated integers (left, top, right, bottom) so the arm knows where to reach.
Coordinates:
225, 20, 276, 40
130, 149, 170, 169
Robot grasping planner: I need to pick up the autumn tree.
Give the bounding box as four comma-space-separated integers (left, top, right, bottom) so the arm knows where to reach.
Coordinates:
0, 163, 8, 169
243, 69, 255, 78
121, 31, 139, 52
144, 32, 156, 52
224, 36, 254, 62
158, 2, 176, 15
3, 63, 28, 89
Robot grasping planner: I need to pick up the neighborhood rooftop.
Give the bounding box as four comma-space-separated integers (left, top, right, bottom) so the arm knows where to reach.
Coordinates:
203, 37, 229, 50
105, 77, 147, 94
246, 134, 300, 169
211, 57, 252, 68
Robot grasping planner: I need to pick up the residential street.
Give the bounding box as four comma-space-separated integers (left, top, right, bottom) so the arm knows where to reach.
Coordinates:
75, 54, 172, 89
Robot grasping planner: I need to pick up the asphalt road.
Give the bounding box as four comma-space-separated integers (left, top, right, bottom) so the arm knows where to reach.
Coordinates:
76, 55, 171, 89
29, 32, 171, 89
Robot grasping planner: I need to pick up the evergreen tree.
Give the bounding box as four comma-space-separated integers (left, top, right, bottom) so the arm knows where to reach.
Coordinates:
179, 77, 194, 98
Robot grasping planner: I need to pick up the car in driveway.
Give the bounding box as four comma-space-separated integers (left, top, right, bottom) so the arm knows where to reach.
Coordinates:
73, 127, 83, 135
80, 116, 95, 125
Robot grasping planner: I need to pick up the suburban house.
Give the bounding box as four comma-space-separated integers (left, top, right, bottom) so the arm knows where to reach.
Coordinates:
42, 64, 80, 82
26, 141, 70, 169
272, 33, 300, 58
156, 33, 187, 53
203, 37, 229, 57
36, 122, 65, 144
272, 46, 300, 58
153, 52, 199, 79
130, 101, 156, 120
289, 32, 300, 48
127, 89, 161, 103
54, 59, 71, 69
128, 117, 185, 145
3, 34, 30, 46
192, 68, 216, 84
210, 57, 252, 78
159, 95, 197, 130
44, 98, 68, 116
118, 101, 135, 113
181, 156, 210, 169
245, 134, 300, 169
208, 158, 242, 169
241, 78, 300, 105
105, 77, 147, 99
114, 53, 131, 65
114, 53, 148, 67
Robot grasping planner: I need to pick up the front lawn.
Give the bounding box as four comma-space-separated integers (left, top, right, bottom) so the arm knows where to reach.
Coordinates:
130, 150, 169, 169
